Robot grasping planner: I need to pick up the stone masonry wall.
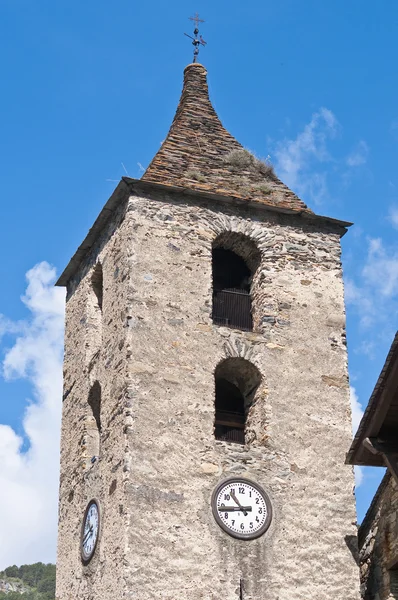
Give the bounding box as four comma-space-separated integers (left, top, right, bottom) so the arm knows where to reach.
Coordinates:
359, 473, 398, 599
123, 189, 360, 600
56, 198, 133, 600
56, 186, 361, 600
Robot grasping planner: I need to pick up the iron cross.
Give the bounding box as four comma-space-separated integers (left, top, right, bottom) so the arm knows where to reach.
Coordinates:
184, 13, 207, 63
189, 13, 204, 28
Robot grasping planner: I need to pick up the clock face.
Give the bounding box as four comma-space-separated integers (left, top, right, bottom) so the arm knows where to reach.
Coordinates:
80, 499, 100, 563
211, 478, 272, 540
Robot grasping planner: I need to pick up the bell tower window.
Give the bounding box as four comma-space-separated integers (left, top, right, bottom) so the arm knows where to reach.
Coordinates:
91, 263, 103, 311
215, 376, 246, 444
87, 262, 103, 359
212, 233, 260, 331
389, 564, 398, 598
86, 381, 102, 463
214, 358, 261, 445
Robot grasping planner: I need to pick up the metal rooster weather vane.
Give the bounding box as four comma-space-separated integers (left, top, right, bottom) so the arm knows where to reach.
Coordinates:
184, 13, 207, 63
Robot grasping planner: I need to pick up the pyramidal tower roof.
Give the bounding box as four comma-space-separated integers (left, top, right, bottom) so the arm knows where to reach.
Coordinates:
142, 63, 311, 213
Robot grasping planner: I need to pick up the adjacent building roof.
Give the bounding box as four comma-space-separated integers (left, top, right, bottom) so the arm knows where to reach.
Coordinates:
346, 332, 398, 467
142, 63, 311, 214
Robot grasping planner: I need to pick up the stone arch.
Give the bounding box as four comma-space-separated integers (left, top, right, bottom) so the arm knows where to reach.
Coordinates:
212, 231, 261, 274
212, 232, 261, 331
214, 357, 262, 445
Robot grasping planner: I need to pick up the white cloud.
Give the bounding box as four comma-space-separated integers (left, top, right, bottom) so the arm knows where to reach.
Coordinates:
362, 238, 398, 298
0, 316, 23, 340
345, 236, 398, 330
346, 140, 369, 167
350, 387, 364, 488
273, 108, 338, 205
344, 277, 376, 328
350, 386, 364, 435
388, 205, 398, 229
0, 262, 65, 569
354, 466, 364, 487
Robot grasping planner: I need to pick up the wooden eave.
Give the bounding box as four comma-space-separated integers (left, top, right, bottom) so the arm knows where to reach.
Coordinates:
346, 332, 398, 467
56, 177, 352, 288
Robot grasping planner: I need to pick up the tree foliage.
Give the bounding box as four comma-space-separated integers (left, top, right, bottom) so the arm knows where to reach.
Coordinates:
0, 563, 55, 600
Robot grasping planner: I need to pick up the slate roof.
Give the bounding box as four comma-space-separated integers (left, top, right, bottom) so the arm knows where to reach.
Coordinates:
142, 63, 311, 214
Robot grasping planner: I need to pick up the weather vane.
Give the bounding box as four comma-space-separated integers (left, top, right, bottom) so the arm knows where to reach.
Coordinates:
184, 13, 207, 63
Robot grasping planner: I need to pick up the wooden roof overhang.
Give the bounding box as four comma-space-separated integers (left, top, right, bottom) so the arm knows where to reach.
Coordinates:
346, 332, 398, 481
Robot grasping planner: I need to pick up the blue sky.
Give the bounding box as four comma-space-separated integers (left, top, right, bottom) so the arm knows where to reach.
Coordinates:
0, 0, 397, 567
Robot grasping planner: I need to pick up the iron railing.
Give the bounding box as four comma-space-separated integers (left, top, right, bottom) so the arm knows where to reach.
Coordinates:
215, 410, 245, 445
212, 288, 253, 331
215, 425, 245, 445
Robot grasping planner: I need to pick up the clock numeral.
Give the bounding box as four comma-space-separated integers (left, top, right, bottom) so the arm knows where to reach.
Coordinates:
249, 491, 252, 498
258, 508, 263, 514
250, 522, 253, 529
224, 494, 230, 501
239, 487, 245, 494
256, 498, 259, 504
224, 513, 228, 519
231, 520, 235, 526
256, 516, 260, 523
240, 523, 245, 530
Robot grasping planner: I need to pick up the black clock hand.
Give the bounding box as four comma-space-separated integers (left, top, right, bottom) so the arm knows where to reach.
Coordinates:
218, 506, 252, 512
83, 526, 93, 544
230, 490, 249, 516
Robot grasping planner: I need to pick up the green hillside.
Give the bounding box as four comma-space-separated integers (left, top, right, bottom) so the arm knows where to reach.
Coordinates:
0, 563, 55, 600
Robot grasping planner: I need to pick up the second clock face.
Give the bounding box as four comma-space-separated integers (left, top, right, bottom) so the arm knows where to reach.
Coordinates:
212, 478, 272, 540
81, 499, 100, 563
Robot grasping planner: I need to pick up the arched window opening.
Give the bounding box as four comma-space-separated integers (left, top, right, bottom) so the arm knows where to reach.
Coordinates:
86, 381, 101, 463
212, 234, 260, 331
214, 358, 261, 445
86, 263, 103, 361
215, 377, 246, 444
91, 263, 103, 311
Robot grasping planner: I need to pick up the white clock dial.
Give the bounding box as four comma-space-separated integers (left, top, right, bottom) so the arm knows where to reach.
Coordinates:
211, 478, 272, 540
81, 500, 100, 563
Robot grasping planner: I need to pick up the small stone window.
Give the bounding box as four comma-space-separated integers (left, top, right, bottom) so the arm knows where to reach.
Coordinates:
91, 263, 103, 311
389, 563, 398, 599
87, 262, 103, 359
212, 233, 260, 331
86, 381, 102, 463
214, 358, 261, 445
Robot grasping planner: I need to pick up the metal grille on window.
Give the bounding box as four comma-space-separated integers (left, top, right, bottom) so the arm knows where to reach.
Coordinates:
390, 567, 398, 599
212, 248, 253, 332
215, 377, 246, 445
212, 288, 252, 331
215, 422, 245, 445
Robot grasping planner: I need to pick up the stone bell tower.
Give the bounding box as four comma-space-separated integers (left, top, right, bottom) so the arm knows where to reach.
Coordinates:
55, 62, 361, 600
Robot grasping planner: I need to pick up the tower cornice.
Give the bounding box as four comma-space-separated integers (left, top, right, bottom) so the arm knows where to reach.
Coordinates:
56, 176, 352, 288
